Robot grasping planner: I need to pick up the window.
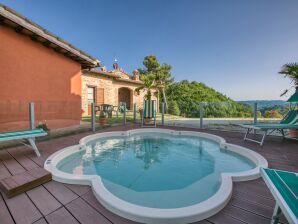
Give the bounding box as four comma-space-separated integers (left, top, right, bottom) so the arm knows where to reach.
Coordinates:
87, 87, 95, 104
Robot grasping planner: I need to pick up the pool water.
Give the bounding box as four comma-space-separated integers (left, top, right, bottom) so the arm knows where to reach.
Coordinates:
57, 132, 255, 208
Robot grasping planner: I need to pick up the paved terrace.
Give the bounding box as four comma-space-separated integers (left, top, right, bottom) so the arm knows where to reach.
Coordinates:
0, 124, 297, 224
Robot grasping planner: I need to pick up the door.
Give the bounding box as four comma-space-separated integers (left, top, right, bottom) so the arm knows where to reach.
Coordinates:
87, 86, 95, 115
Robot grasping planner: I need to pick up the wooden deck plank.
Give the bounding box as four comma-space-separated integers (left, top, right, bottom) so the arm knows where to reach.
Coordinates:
25, 142, 60, 167
43, 181, 78, 205
234, 181, 273, 198
33, 218, 48, 224
0, 161, 11, 180
45, 207, 79, 224
192, 220, 213, 224
4, 192, 42, 224
66, 197, 111, 224
223, 205, 271, 224
233, 185, 274, 201
207, 210, 246, 224
81, 190, 138, 224
7, 146, 39, 170
27, 154, 48, 167
0, 150, 26, 175
269, 163, 298, 172
233, 188, 275, 208
0, 194, 14, 224
64, 183, 91, 196
26, 185, 61, 216
229, 196, 273, 219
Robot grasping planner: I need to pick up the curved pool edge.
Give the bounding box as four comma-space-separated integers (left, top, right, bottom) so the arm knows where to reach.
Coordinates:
44, 128, 268, 224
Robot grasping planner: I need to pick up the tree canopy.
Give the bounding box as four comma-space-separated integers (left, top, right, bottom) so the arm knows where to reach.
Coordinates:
138, 55, 253, 118
139, 55, 174, 111
279, 62, 298, 96
166, 80, 252, 117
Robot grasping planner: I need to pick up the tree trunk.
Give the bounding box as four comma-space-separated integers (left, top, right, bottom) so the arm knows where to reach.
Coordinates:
162, 88, 168, 113
147, 89, 152, 100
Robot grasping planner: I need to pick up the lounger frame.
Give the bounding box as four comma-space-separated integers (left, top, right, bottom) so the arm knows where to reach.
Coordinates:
0, 130, 47, 156
243, 127, 285, 146
241, 110, 298, 145
141, 114, 157, 128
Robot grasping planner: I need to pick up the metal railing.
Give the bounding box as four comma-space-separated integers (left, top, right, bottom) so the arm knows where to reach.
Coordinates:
3, 101, 288, 135
162, 101, 290, 134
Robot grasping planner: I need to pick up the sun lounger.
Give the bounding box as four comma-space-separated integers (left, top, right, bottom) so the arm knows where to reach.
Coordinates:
261, 168, 298, 224
240, 110, 298, 145
141, 100, 157, 127
0, 128, 47, 156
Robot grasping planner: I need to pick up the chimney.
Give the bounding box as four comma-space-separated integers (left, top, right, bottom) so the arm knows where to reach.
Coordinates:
113, 58, 119, 70
132, 70, 140, 81
100, 66, 107, 72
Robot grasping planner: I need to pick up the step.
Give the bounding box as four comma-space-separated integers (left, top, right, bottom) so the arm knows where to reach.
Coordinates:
0, 167, 52, 198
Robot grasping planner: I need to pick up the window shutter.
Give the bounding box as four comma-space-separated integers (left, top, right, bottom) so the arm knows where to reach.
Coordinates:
96, 88, 104, 105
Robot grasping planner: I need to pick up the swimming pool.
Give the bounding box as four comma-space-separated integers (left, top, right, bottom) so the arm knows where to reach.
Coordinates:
45, 129, 268, 224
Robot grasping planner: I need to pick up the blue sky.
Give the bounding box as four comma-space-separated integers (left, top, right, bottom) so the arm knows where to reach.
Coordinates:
1, 0, 298, 100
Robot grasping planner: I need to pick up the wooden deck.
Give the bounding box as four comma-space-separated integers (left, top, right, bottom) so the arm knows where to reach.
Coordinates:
0, 124, 297, 224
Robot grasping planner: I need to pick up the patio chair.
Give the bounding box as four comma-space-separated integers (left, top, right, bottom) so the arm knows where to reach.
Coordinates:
142, 100, 156, 128
0, 128, 47, 156
261, 168, 298, 224
240, 110, 298, 145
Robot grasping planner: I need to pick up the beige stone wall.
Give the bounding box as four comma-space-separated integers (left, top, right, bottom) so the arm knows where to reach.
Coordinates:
82, 73, 158, 115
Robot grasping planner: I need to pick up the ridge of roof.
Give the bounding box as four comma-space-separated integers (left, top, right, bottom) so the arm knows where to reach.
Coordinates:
83, 69, 144, 84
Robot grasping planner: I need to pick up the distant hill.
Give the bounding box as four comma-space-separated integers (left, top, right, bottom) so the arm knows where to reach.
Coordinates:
238, 100, 288, 109
166, 80, 252, 117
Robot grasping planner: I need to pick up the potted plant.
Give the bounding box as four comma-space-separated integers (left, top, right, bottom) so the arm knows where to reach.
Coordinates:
36, 120, 50, 132
279, 62, 298, 137
99, 111, 107, 127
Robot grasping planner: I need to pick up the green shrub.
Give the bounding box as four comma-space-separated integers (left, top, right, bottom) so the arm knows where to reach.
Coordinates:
168, 100, 180, 116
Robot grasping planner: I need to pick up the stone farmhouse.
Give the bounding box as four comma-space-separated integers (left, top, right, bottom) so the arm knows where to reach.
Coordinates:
82, 63, 158, 115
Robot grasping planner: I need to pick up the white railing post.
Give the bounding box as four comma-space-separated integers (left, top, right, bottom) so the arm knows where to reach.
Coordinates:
29, 102, 35, 129
253, 102, 258, 124
253, 102, 258, 134
91, 103, 95, 132
200, 103, 204, 129
161, 102, 165, 126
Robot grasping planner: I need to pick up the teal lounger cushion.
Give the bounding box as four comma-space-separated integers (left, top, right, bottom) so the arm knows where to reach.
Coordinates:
263, 168, 298, 219
0, 128, 46, 139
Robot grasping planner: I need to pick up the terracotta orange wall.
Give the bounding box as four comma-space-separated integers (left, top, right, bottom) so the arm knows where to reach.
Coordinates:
0, 25, 82, 131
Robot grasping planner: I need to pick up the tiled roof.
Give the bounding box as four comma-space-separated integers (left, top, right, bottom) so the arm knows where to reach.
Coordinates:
0, 4, 100, 68
83, 69, 144, 85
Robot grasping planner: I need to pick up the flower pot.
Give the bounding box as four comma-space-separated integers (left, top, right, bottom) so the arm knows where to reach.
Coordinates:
289, 128, 298, 138
99, 118, 107, 127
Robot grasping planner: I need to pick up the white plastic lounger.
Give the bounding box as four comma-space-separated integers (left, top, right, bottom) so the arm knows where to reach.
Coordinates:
240, 110, 298, 145
0, 128, 47, 156
261, 168, 298, 224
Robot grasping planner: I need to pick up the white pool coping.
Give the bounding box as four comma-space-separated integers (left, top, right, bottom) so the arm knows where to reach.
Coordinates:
44, 128, 268, 224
